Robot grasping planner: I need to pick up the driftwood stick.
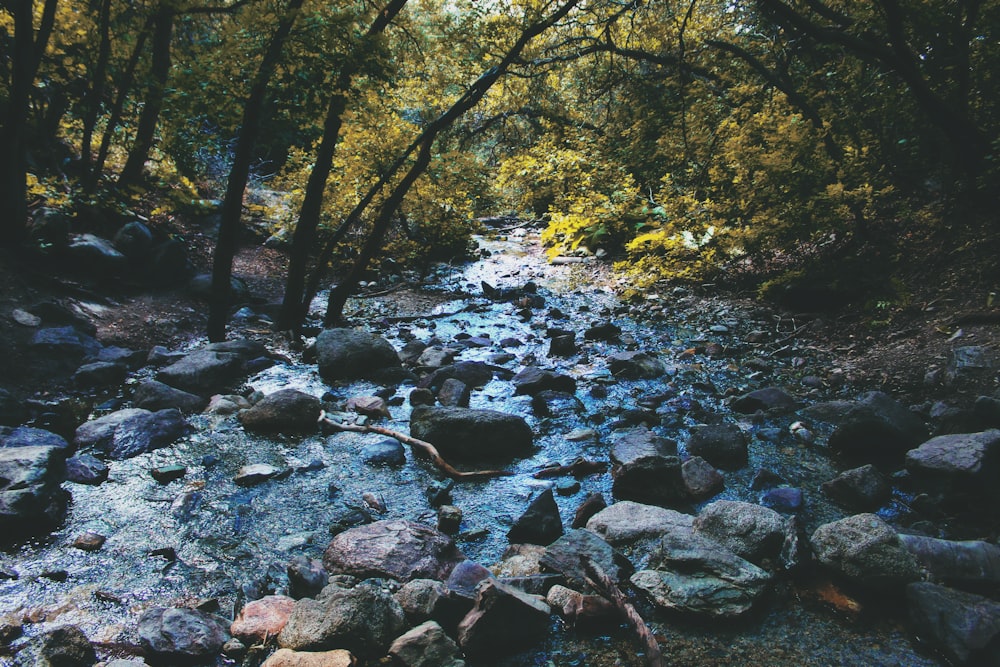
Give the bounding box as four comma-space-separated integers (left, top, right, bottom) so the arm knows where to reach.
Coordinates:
321, 417, 513, 481
583, 557, 666, 667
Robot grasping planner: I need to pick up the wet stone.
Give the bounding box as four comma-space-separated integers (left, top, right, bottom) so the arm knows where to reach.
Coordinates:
572, 492, 607, 529
287, 556, 328, 600
682, 456, 725, 500
138, 607, 231, 663
731, 386, 797, 414
507, 489, 563, 546
438, 505, 463, 535
512, 367, 577, 396
761, 487, 803, 513
361, 438, 406, 467
686, 423, 748, 470
437, 378, 471, 407
73, 531, 107, 551
235, 464, 282, 487
821, 464, 891, 511
151, 465, 186, 484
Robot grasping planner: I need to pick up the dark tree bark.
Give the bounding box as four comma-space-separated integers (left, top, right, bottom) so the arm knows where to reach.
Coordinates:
206, 0, 307, 342
80, 0, 113, 183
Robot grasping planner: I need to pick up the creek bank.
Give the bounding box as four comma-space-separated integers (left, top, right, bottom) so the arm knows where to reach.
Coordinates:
0, 232, 999, 665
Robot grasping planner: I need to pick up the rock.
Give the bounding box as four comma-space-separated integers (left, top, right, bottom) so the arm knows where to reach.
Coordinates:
585, 501, 694, 548
72, 360, 127, 388
507, 489, 563, 546
277, 581, 406, 657
456, 579, 551, 658
113, 220, 154, 259
547, 334, 577, 357
445, 560, 494, 599
907, 582, 1000, 665
686, 423, 748, 470
540, 529, 634, 592
631, 530, 772, 618
231, 595, 297, 644
235, 464, 283, 487
416, 346, 455, 368
810, 514, 923, 587
389, 620, 465, 667
761, 486, 803, 513
188, 273, 251, 302
409, 406, 533, 461
511, 366, 576, 396
682, 456, 724, 500
609, 429, 686, 506
607, 351, 666, 379
29, 326, 102, 376
899, 534, 1000, 585
288, 556, 328, 600
531, 391, 584, 417
437, 378, 471, 408
0, 446, 69, 541
418, 362, 495, 392
323, 520, 465, 582
151, 465, 186, 484
821, 464, 891, 511
827, 391, 928, 461
261, 648, 356, 667
1, 426, 70, 450
345, 396, 390, 419
731, 386, 797, 413
945, 346, 1000, 390
438, 505, 462, 534
147, 239, 190, 286
409, 388, 435, 407
0, 388, 26, 426
91, 408, 191, 460
584, 322, 621, 341
65, 453, 109, 485
545, 584, 620, 631
316, 329, 401, 382
206, 394, 253, 415
66, 233, 126, 275
157, 340, 267, 394
395, 579, 469, 630
572, 492, 607, 529
132, 380, 208, 413
137, 607, 231, 663
240, 389, 321, 434
905, 430, 1000, 494
692, 500, 787, 564
38, 624, 96, 666
29, 207, 70, 248
361, 438, 406, 467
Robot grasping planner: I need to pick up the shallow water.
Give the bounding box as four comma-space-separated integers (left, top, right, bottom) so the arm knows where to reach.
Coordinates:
0, 232, 943, 666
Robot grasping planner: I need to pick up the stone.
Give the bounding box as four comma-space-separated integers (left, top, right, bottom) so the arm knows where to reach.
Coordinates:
437, 378, 471, 407
945, 346, 1000, 389
899, 534, 1000, 586
730, 386, 797, 414
540, 529, 634, 592
572, 492, 607, 529
316, 329, 401, 382
585, 501, 694, 548
507, 489, 563, 546
277, 581, 406, 657
388, 621, 465, 667
416, 346, 455, 368
607, 351, 666, 379
100, 408, 191, 460
231, 595, 297, 644
409, 406, 533, 461
418, 362, 495, 392
409, 388, 435, 406
394, 579, 469, 630
240, 389, 321, 434
323, 520, 465, 582
29, 326, 102, 376
132, 380, 208, 413
531, 391, 584, 417
74, 408, 148, 450
827, 391, 928, 461
113, 220, 154, 258
545, 584, 620, 631
38, 624, 96, 667
631, 531, 772, 618
512, 367, 577, 396
235, 464, 283, 487
810, 514, 923, 587
151, 465, 186, 484
1, 426, 70, 450
905, 430, 1000, 493
456, 579, 551, 658
821, 464, 891, 511
137, 607, 231, 663
188, 273, 250, 302
147, 239, 190, 286
692, 500, 787, 564
909, 583, 1000, 665
0, 446, 69, 542
686, 423, 748, 470
609, 429, 686, 506
682, 456, 724, 500
72, 361, 127, 388
206, 394, 252, 415
547, 334, 577, 357
584, 322, 621, 341
66, 233, 126, 275
261, 648, 356, 667
761, 487, 803, 513
437, 505, 463, 534
445, 560, 494, 600
0, 388, 26, 426
288, 556, 328, 600
65, 453, 109, 485
157, 342, 264, 395
345, 396, 391, 419
361, 438, 406, 467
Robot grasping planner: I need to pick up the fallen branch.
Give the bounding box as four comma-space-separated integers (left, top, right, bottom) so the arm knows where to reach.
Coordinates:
583, 557, 666, 667
321, 417, 513, 481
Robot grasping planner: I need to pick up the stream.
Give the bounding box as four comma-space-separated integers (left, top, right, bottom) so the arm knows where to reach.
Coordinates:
0, 229, 943, 666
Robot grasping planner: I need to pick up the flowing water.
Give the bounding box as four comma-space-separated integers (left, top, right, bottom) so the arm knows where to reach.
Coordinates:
0, 230, 943, 666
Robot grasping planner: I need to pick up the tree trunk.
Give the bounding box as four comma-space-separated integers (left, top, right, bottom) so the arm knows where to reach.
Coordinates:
80, 0, 114, 183
118, 5, 174, 188
206, 0, 306, 342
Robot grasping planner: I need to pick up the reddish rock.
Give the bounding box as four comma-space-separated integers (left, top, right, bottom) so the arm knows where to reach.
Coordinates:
231, 595, 296, 643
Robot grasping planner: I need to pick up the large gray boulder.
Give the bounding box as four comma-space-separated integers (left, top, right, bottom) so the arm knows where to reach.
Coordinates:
907, 582, 1000, 665
78, 408, 191, 460
156, 350, 244, 395
540, 529, 634, 592
685, 423, 748, 470
810, 513, 923, 587
277, 581, 407, 657
905, 430, 1000, 494
239, 389, 321, 434
74, 408, 148, 449
609, 428, 686, 506
0, 446, 69, 541
821, 464, 891, 511
132, 380, 208, 413
900, 534, 1000, 586
323, 520, 465, 583
316, 328, 401, 382
409, 406, 533, 461
692, 500, 788, 565
137, 607, 231, 664
630, 530, 772, 618
585, 501, 693, 548
456, 579, 551, 658
827, 391, 928, 460
1, 426, 70, 450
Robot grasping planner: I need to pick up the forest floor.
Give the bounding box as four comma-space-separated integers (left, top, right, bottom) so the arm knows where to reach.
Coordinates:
1, 210, 999, 406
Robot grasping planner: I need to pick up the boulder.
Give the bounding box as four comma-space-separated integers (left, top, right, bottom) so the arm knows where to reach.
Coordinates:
418, 362, 496, 392
72, 360, 127, 388
360, 438, 406, 467
323, 520, 465, 582
287, 556, 329, 600
681, 456, 724, 500
900, 534, 1000, 586
1, 426, 70, 450
730, 386, 797, 414
415, 346, 455, 369
762, 487, 804, 513
113, 220, 154, 259
37, 624, 96, 667
0, 446, 69, 541
84, 408, 191, 460
507, 489, 563, 546
188, 273, 250, 302
631, 530, 772, 617
29, 326, 102, 376
810, 514, 923, 587
146, 239, 190, 286
436, 378, 471, 408
394, 579, 464, 628
531, 391, 584, 418
456, 579, 551, 658
316, 329, 401, 382
409, 406, 533, 461
261, 648, 356, 667
609, 429, 685, 506
821, 464, 891, 511
388, 621, 465, 667
905, 430, 1000, 494
908, 582, 1000, 665
607, 351, 666, 379
66, 233, 126, 275
74, 408, 148, 450
277, 581, 406, 657
137, 607, 231, 664
65, 453, 109, 485
585, 501, 694, 548
239, 389, 321, 434
572, 492, 607, 529
540, 529, 634, 592
545, 584, 621, 631
156, 349, 246, 395
685, 423, 748, 470
827, 391, 928, 460
231, 595, 297, 644
132, 380, 208, 413
512, 367, 577, 396
692, 500, 788, 565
